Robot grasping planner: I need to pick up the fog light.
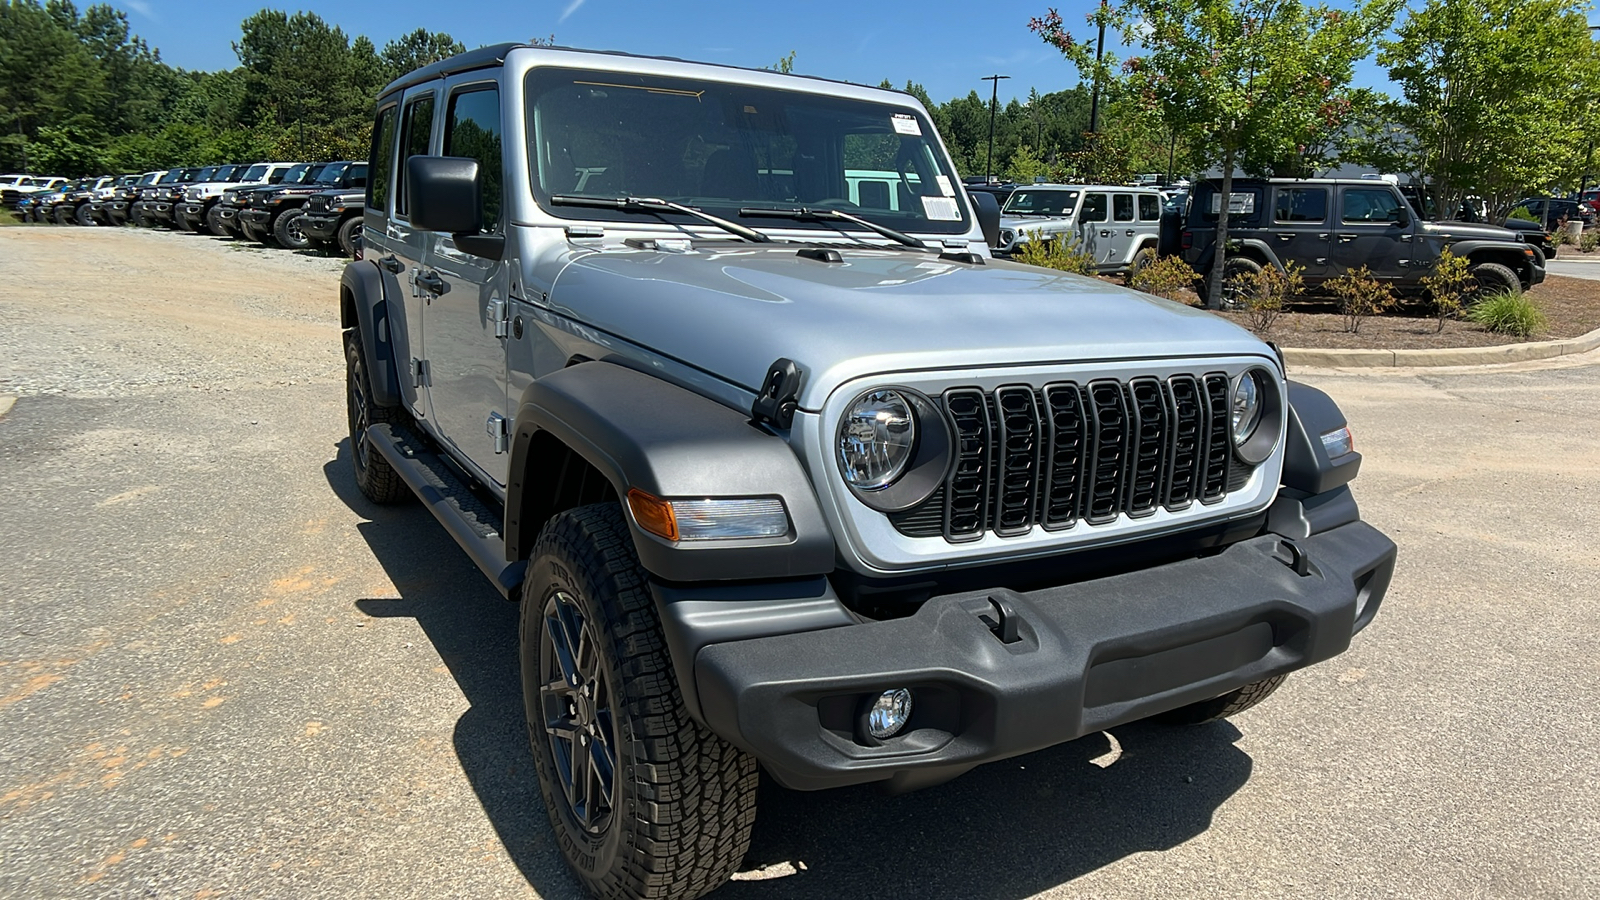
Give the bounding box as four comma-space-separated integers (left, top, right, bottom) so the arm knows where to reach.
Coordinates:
867, 688, 913, 739
1320, 425, 1354, 458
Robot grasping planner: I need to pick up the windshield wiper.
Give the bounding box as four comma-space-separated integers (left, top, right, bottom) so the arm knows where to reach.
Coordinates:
550, 194, 771, 243
738, 206, 931, 251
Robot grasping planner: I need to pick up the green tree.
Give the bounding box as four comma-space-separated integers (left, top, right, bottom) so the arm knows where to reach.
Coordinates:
1032, 0, 1399, 307
379, 27, 465, 83
1378, 0, 1600, 221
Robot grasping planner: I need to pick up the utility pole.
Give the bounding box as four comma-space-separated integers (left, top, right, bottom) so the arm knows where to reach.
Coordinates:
1089, 0, 1108, 135
982, 74, 1010, 184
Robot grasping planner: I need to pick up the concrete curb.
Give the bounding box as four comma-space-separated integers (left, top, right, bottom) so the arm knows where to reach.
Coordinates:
1283, 325, 1600, 368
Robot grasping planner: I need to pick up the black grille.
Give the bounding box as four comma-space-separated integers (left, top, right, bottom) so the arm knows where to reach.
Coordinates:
306, 195, 329, 212
892, 374, 1251, 542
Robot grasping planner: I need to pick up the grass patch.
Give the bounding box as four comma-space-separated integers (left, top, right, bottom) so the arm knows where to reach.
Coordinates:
1467, 291, 1547, 339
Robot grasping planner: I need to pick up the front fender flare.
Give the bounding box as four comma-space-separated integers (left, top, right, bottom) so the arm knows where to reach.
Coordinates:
507, 362, 836, 582
340, 260, 403, 409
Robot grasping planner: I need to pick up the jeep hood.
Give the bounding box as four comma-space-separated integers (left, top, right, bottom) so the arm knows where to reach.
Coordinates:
1420, 220, 1519, 242
547, 245, 1270, 409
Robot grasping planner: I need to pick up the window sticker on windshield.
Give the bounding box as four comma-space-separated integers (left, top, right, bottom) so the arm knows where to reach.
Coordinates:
935, 175, 955, 197
1209, 192, 1256, 215
922, 196, 960, 220
891, 114, 922, 136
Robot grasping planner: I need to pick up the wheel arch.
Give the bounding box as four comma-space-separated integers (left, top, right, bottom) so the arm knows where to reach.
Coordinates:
506, 362, 836, 582
340, 261, 404, 409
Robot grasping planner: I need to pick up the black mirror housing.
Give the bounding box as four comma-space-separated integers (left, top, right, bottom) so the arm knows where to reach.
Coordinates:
969, 190, 1001, 248
407, 156, 483, 235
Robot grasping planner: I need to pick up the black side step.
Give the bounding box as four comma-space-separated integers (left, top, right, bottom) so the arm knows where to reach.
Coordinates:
366, 423, 526, 598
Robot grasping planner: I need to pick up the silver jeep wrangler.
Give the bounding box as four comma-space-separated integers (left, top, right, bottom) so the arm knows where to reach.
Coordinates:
341, 43, 1396, 900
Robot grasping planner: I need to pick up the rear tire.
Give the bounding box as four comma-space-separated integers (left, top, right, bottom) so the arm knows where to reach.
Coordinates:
274, 208, 311, 250
1124, 246, 1158, 285
1199, 256, 1263, 309
336, 216, 362, 258
344, 330, 410, 505
1468, 261, 1520, 300
523, 504, 758, 900
1160, 674, 1288, 725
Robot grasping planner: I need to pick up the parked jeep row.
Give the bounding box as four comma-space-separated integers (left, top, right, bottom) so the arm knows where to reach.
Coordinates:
3, 160, 368, 258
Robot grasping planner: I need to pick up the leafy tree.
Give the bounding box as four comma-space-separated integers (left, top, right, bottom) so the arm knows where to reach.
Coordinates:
1007, 144, 1047, 183
1378, 0, 1600, 221
379, 27, 465, 83
1032, 0, 1399, 307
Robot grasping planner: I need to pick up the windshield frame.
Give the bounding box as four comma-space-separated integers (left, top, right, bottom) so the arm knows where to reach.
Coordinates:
1002, 188, 1081, 217
523, 66, 973, 237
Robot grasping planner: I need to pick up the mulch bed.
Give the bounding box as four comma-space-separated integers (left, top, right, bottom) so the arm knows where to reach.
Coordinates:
1129, 275, 1600, 350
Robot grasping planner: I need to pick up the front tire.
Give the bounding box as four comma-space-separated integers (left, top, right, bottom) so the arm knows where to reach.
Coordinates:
74, 204, 95, 226
344, 330, 410, 504
523, 504, 757, 900
53, 205, 72, 225
205, 206, 229, 236
1160, 674, 1287, 725
336, 216, 362, 258
1468, 261, 1519, 300
274, 208, 312, 250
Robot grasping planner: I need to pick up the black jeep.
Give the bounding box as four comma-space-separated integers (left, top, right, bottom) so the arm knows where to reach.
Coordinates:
1182, 178, 1545, 302
297, 166, 369, 256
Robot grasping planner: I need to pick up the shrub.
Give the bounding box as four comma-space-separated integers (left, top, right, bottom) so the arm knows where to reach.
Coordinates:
1127, 253, 1199, 301
1468, 291, 1546, 339
1234, 261, 1305, 333
1581, 230, 1599, 253
1326, 266, 1397, 334
1507, 206, 1538, 223
1419, 248, 1471, 333
1013, 230, 1097, 276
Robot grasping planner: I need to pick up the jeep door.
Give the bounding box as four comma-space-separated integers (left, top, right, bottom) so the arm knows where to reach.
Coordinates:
1270, 185, 1332, 280
370, 86, 440, 418
418, 75, 510, 484
1332, 185, 1412, 283
1077, 191, 1109, 264
1104, 193, 1138, 266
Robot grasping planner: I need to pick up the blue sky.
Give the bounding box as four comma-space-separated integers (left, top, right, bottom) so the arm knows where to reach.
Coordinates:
112, 0, 1414, 105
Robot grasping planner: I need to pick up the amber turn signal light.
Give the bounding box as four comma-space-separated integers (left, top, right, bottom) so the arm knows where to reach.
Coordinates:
627, 489, 678, 542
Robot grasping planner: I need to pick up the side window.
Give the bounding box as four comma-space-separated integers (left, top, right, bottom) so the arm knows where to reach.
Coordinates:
1138, 194, 1161, 221
1342, 188, 1404, 223
368, 107, 397, 208
444, 85, 504, 231
395, 94, 437, 219
1082, 193, 1108, 222
1113, 194, 1135, 222
347, 163, 368, 190
1274, 187, 1328, 223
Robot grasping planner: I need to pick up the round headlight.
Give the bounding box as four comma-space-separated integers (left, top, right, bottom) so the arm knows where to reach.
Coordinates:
838, 389, 916, 491
1231, 370, 1264, 446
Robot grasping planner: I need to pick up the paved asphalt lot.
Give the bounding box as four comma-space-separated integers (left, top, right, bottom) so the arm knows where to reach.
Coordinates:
1546, 255, 1600, 281
2, 227, 1597, 899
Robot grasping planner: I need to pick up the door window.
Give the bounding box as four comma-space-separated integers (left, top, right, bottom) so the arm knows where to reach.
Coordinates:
1138, 194, 1161, 221
1082, 193, 1108, 222
1113, 194, 1135, 222
1274, 187, 1328, 222
396, 94, 437, 219
444, 85, 504, 231
1342, 188, 1405, 223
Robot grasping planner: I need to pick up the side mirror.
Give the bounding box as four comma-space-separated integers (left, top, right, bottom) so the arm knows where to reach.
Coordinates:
406, 155, 502, 260
1388, 206, 1410, 228
969, 189, 1001, 248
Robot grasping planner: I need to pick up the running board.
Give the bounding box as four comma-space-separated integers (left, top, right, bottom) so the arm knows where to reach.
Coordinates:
365, 423, 526, 598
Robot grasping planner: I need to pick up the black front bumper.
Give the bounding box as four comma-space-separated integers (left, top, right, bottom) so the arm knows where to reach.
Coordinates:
176, 202, 208, 228
239, 208, 273, 231
149, 201, 174, 223
681, 521, 1395, 791
300, 211, 344, 241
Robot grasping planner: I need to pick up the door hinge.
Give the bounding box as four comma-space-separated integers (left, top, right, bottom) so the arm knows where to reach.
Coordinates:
487, 412, 510, 453
490, 297, 509, 338
409, 358, 427, 388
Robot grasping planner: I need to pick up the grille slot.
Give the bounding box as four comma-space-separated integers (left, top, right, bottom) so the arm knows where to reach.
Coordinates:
890, 369, 1253, 542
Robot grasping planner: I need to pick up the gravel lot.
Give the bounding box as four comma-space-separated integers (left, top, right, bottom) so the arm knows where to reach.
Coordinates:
2, 227, 1597, 899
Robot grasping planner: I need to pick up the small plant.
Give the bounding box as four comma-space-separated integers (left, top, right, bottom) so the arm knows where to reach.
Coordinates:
1127, 253, 1199, 301
1467, 290, 1546, 339
1326, 266, 1397, 334
1419, 248, 1471, 333
1507, 206, 1538, 223
1581, 229, 1599, 253
1234, 261, 1305, 333
1013, 230, 1097, 276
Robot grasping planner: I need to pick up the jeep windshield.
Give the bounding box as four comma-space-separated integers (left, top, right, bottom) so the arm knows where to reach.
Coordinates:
279, 163, 328, 185
1003, 189, 1079, 216
526, 67, 972, 236
310, 162, 350, 186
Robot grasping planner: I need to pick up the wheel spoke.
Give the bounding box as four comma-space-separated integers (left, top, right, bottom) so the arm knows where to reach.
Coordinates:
544, 607, 582, 688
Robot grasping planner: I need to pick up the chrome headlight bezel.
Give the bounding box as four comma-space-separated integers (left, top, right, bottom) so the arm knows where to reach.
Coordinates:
835, 387, 952, 513
1231, 366, 1284, 465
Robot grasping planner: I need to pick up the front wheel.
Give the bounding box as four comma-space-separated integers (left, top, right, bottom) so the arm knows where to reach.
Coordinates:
274, 209, 311, 249
523, 504, 758, 900
53, 205, 73, 225
336, 216, 362, 258
1468, 261, 1520, 300
74, 204, 95, 226
1160, 674, 1287, 725
205, 206, 229, 236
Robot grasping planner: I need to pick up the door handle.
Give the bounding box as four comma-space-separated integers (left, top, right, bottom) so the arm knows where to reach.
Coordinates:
415, 270, 446, 296
379, 255, 404, 274
1100, 230, 1113, 237
1276, 233, 1295, 241
1338, 233, 1358, 242
1124, 229, 1135, 237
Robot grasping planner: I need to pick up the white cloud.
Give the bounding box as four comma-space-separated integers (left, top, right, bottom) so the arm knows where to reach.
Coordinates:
125, 0, 157, 19
559, 0, 586, 23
